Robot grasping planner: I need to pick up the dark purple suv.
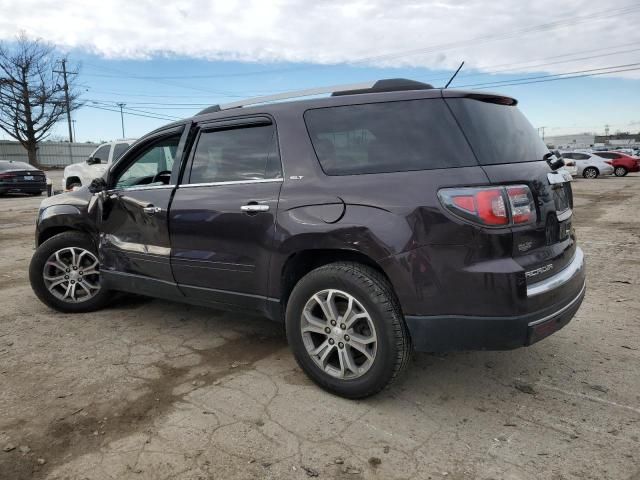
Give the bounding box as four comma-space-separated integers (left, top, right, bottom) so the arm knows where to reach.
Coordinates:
29, 79, 585, 398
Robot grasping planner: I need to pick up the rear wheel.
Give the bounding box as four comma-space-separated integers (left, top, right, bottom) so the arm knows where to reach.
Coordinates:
286, 262, 411, 399
29, 231, 112, 313
614, 166, 628, 177
583, 167, 599, 179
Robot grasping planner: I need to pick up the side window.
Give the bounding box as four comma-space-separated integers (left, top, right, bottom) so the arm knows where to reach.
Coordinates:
577, 153, 590, 160
92, 145, 111, 163
562, 153, 574, 159
112, 143, 131, 161
187, 124, 281, 184
115, 135, 180, 189
304, 99, 476, 175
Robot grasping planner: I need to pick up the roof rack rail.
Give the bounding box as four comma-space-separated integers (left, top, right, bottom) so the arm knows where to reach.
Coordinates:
214, 78, 432, 111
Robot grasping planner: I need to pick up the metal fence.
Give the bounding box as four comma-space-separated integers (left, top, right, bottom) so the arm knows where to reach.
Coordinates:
0, 141, 99, 167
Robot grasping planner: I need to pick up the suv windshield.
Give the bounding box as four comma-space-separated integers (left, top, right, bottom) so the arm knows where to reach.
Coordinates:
445, 98, 549, 165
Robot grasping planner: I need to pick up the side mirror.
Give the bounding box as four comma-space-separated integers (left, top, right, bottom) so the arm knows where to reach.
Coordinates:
88, 177, 107, 194
87, 157, 102, 165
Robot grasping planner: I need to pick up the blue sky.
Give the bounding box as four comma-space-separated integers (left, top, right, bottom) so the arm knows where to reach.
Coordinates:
67, 56, 640, 143
1, 0, 639, 142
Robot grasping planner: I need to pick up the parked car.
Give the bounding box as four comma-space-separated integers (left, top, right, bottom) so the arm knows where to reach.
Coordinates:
0, 160, 47, 196
29, 79, 586, 398
62, 139, 135, 191
592, 151, 640, 177
561, 152, 614, 178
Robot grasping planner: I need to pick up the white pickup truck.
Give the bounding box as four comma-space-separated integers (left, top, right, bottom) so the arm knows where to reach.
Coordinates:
62, 140, 136, 191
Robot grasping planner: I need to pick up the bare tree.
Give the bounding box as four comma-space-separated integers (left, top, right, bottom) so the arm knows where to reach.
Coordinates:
0, 34, 81, 165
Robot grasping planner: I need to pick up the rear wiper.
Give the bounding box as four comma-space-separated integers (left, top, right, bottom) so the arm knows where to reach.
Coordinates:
544, 152, 565, 171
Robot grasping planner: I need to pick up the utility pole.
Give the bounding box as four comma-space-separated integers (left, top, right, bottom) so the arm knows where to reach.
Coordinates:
117, 103, 126, 138
60, 59, 73, 143
538, 126, 546, 141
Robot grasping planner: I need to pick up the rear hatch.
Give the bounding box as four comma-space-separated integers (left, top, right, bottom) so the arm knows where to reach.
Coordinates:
444, 93, 577, 302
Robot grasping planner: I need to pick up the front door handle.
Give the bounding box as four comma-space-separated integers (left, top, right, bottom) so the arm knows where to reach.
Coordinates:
240, 204, 269, 213
143, 206, 163, 215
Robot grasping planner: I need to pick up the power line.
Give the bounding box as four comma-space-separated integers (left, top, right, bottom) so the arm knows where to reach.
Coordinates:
426, 43, 640, 84
455, 62, 640, 89
84, 104, 179, 121
472, 65, 640, 90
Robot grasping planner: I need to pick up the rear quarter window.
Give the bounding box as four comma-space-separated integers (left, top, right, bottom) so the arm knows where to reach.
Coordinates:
445, 98, 549, 165
304, 98, 476, 175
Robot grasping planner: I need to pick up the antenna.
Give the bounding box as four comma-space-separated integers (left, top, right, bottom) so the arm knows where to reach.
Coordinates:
444, 61, 465, 89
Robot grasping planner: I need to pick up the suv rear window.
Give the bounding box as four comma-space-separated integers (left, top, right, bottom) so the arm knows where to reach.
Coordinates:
304, 99, 476, 175
445, 98, 549, 165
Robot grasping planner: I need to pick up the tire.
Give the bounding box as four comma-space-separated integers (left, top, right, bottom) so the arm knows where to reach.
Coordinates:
614, 166, 628, 177
582, 167, 599, 179
29, 191, 43, 196
29, 231, 112, 313
285, 262, 411, 399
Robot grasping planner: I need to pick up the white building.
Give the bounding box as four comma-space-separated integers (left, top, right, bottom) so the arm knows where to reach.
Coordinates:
544, 134, 595, 150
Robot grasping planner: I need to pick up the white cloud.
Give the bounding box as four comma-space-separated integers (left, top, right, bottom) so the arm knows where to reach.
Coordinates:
0, 0, 639, 79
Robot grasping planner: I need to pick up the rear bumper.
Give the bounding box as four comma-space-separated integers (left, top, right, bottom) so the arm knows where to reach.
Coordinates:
404, 249, 586, 352
0, 182, 46, 193
405, 281, 585, 352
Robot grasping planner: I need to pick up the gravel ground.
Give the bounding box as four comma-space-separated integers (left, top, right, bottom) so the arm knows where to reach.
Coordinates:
1, 170, 639, 480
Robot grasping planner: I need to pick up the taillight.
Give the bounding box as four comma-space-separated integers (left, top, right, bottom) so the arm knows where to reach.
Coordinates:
0, 173, 16, 180
603, 160, 613, 165
438, 185, 537, 227
505, 186, 536, 224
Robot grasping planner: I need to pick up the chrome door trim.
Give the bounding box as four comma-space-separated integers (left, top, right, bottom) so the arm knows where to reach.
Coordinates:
103, 234, 171, 256
179, 178, 283, 188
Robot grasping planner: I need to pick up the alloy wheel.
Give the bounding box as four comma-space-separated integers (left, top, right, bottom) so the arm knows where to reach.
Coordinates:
43, 247, 100, 303
615, 167, 626, 177
584, 168, 597, 179
300, 289, 377, 379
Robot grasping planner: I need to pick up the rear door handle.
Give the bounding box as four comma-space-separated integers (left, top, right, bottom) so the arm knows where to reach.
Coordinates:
143, 206, 163, 215
240, 204, 269, 213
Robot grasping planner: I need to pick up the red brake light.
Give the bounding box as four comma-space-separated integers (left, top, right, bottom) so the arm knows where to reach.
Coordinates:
604, 160, 613, 165
439, 185, 536, 227
476, 189, 508, 225
0, 173, 16, 179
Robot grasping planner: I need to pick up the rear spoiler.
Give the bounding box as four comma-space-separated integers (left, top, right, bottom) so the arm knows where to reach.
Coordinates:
441, 90, 517, 106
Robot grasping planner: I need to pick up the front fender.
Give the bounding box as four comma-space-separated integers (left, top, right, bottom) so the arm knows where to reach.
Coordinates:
36, 204, 96, 246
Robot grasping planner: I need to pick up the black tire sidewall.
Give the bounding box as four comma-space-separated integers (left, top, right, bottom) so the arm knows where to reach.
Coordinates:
286, 264, 404, 398
29, 231, 111, 313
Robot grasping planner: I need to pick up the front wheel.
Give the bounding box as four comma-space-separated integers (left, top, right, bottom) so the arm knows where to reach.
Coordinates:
285, 262, 411, 399
583, 167, 599, 179
614, 166, 628, 177
29, 231, 112, 313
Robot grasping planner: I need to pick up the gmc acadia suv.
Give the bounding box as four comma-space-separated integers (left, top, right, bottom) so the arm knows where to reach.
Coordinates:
29, 79, 586, 398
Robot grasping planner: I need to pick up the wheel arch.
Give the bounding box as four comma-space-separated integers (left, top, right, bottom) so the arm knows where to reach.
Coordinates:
279, 248, 393, 310
65, 176, 82, 189
37, 205, 97, 247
